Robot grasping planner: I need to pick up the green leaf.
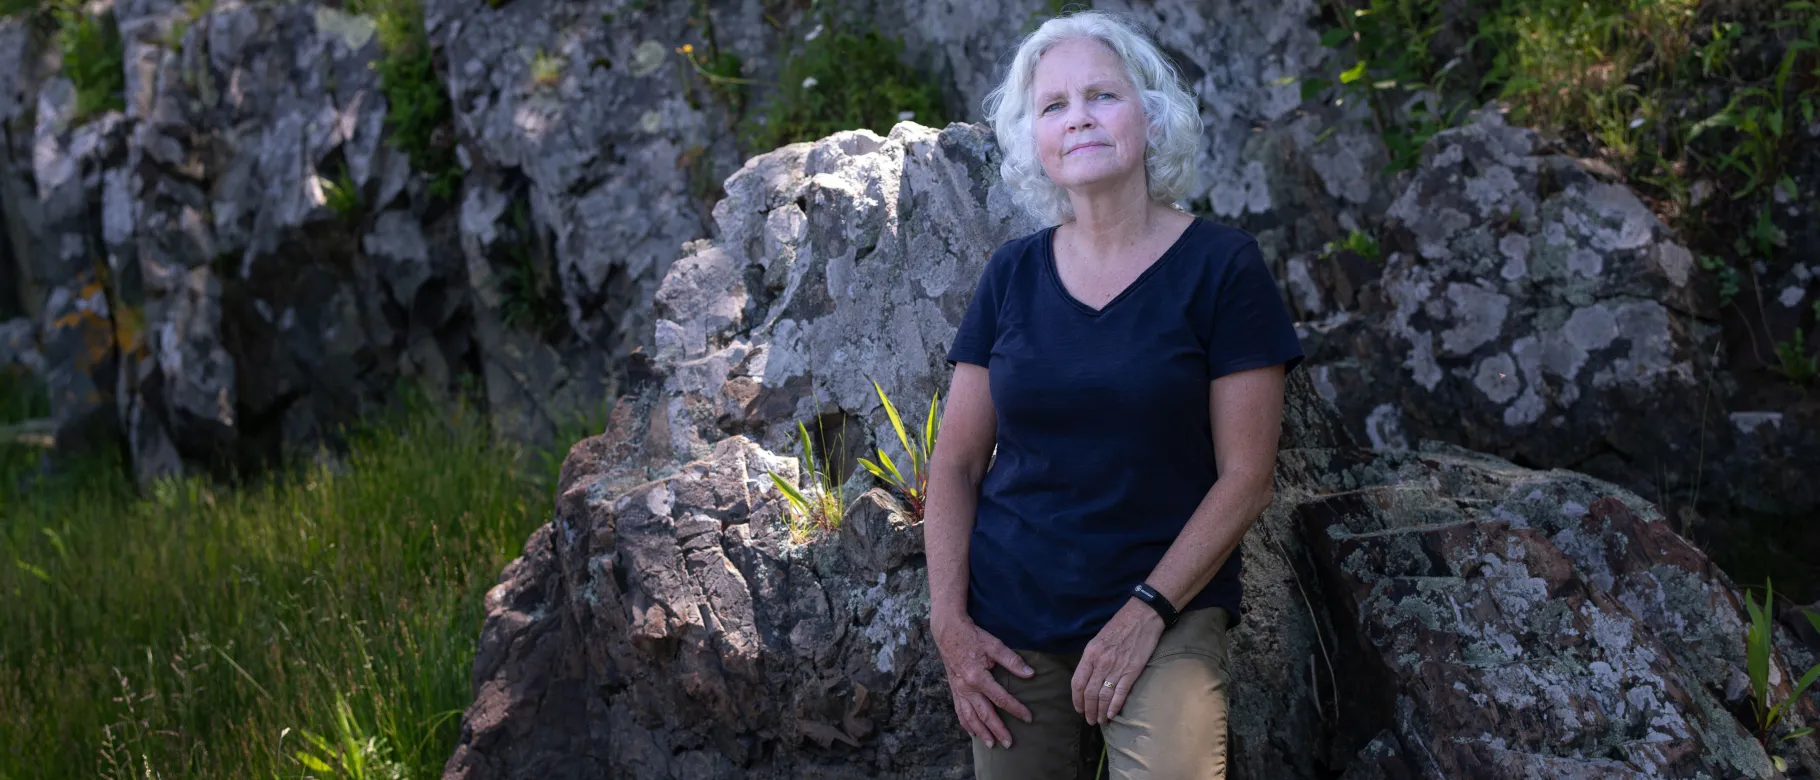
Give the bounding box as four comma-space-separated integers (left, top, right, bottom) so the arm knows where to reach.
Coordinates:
1318, 27, 1350, 48
295, 751, 333, 773
858, 457, 890, 481
768, 472, 811, 514
1781, 727, 1814, 743
1774, 755, 1788, 773
874, 380, 913, 457
1299, 76, 1331, 102
1748, 583, 1773, 714
1339, 60, 1367, 85
1771, 661, 1820, 728
877, 448, 906, 488
14, 560, 49, 583
922, 392, 939, 461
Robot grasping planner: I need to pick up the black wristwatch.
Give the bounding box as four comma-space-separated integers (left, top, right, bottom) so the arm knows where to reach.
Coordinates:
1131, 582, 1180, 628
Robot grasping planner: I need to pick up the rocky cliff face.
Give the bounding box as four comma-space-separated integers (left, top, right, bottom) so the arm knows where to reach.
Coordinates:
443, 121, 1820, 780
1, 0, 1393, 484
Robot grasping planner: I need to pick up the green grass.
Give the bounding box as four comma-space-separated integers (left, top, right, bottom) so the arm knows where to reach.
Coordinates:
0, 374, 580, 779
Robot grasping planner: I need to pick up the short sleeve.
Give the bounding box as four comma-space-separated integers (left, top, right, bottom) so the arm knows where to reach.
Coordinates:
946, 246, 1009, 367
1206, 241, 1305, 379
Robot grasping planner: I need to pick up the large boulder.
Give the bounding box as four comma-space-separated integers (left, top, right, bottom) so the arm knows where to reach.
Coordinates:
1295, 108, 1820, 541
444, 121, 1820, 779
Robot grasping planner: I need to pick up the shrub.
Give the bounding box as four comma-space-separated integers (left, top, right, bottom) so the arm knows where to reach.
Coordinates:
49, 0, 125, 124
348, 0, 463, 200
740, 17, 945, 153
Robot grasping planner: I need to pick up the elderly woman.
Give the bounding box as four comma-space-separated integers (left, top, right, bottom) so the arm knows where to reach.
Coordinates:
925, 10, 1304, 780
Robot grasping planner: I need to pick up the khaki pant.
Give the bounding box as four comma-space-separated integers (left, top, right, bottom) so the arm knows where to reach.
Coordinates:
970, 607, 1233, 780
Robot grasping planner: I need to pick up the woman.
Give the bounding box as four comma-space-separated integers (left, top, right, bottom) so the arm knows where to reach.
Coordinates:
925, 10, 1304, 780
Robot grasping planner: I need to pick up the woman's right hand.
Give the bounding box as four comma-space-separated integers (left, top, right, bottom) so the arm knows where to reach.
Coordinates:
932, 613, 1036, 748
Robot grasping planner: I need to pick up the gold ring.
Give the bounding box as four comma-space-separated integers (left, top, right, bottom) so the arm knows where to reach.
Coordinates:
1103, 680, 1115, 688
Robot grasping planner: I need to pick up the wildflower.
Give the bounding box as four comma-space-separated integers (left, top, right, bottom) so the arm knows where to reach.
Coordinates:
805, 22, 823, 42
1628, 117, 1645, 129
802, 76, 818, 89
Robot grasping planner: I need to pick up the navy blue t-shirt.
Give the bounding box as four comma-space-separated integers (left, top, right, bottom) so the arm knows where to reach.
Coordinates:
944, 216, 1304, 654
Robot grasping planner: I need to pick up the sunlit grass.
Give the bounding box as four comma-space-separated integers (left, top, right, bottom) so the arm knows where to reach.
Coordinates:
0, 375, 583, 779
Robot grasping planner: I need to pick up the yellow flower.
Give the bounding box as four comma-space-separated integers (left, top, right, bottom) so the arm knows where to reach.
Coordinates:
680, 43, 693, 53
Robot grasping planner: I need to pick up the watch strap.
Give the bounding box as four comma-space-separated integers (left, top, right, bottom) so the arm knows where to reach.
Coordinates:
1132, 582, 1180, 628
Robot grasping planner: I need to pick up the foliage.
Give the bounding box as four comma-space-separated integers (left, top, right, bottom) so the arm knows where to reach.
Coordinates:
348, 0, 463, 200
1309, 0, 1699, 172
1688, 4, 1820, 200
0, 380, 560, 779
1742, 580, 1820, 770
768, 419, 849, 541
1773, 329, 1817, 387
740, 17, 945, 153
47, 0, 126, 124
1697, 254, 1740, 308
321, 165, 363, 217
495, 198, 564, 335
287, 694, 409, 780
1321, 228, 1380, 262
856, 381, 940, 521
529, 48, 562, 90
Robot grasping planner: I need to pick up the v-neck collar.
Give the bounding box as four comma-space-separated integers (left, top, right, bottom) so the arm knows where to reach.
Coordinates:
1043, 217, 1202, 317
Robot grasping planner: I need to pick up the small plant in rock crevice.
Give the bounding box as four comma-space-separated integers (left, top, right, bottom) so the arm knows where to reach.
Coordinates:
768, 418, 849, 542
1321, 228, 1380, 262
347, 0, 462, 200
529, 48, 563, 90
47, 0, 126, 124
856, 380, 941, 521
1743, 579, 1820, 772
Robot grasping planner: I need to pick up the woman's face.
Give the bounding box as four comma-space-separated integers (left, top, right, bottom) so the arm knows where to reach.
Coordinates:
1030, 37, 1148, 194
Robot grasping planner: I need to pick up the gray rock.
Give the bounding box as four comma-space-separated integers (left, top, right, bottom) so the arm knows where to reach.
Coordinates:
446, 120, 1814, 779
1299, 109, 1761, 518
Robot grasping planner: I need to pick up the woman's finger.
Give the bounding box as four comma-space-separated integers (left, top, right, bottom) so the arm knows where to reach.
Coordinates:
982, 633, 1036, 679
955, 696, 988, 745
1105, 668, 1136, 721
1069, 651, 1090, 715
980, 672, 1034, 724
969, 691, 1015, 748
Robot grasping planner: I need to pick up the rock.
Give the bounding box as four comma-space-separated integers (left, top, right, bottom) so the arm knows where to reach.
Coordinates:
446, 121, 1817, 778
1300, 109, 1745, 514
1296, 441, 1815, 777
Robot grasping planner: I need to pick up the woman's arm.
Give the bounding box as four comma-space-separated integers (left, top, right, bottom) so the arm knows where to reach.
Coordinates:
1135, 363, 1287, 617
926, 362, 1036, 749
1071, 363, 1288, 724
926, 362, 997, 627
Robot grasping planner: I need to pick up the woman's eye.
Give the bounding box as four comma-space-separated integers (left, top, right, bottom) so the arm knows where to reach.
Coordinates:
1044, 102, 1061, 113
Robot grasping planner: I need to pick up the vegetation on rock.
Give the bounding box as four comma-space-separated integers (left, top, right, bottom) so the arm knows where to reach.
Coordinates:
349, 0, 463, 200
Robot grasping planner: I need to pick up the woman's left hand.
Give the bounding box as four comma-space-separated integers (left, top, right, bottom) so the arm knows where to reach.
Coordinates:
1071, 598, 1167, 725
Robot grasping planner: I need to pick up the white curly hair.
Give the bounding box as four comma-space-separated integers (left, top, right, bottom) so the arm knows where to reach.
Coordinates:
982, 10, 1203, 226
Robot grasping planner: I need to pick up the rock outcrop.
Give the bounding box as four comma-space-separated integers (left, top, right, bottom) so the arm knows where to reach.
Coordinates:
444, 121, 1820, 779
1294, 108, 1820, 537
2, 0, 1395, 485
